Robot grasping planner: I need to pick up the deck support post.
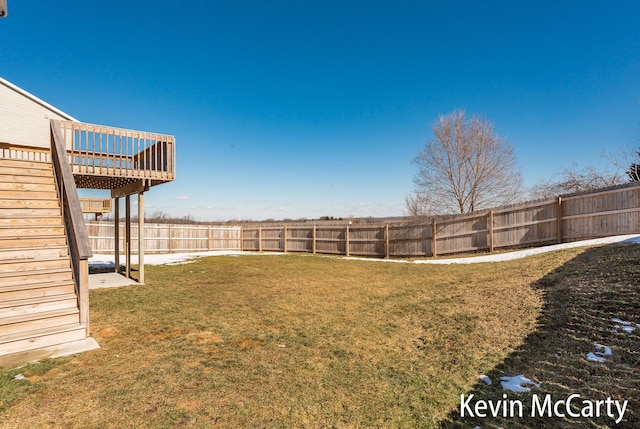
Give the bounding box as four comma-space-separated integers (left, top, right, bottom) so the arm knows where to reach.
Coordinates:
138, 192, 145, 284
125, 195, 131, 279
114, 197, 120, 273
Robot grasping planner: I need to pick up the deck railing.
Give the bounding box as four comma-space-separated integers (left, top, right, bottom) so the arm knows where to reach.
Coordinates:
80, 198, 112, 214
58, 120, 175, 182
50, 121, 92, 335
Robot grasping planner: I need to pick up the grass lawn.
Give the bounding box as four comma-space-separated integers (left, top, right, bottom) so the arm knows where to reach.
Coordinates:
1, 243, 639, 428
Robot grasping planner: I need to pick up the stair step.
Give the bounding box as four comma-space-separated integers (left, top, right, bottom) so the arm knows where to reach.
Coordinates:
0, 268, 73, 286
0, 293, 78, 318
0, 174, 55, 185
0, 246, 69, 262
0, 323, 87, 356
0, 182, 57, 192
0, 226, 65, 237
0, 158, 52, 171
0, 199, 60, 209
0, 236, 67, 250
0, 280, 75, 301
0, 217, 63, 227
0, 308, 79, 335
0, 207, 61, 219
0, 167, 53, 178
0, 257, 71, 273
0, 189, 58, 200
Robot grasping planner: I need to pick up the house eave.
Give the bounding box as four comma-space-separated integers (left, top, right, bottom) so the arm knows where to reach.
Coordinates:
0, 76, 79, 122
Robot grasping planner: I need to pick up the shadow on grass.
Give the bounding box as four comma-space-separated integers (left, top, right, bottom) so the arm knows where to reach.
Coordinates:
443, 243, 640, 429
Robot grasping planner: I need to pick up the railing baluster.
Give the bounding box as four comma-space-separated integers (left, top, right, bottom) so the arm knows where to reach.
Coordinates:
91, 128, 96, 170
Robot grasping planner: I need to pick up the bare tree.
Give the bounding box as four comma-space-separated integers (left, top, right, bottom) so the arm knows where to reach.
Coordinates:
404, 192, 432, 217
529, 163, 626, 199
603, 145, 640, 182
409, 110, 523, 215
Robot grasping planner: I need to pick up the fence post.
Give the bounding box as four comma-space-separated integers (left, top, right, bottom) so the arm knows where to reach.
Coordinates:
208, 225, 212, 251
432, 218, 437, 257
385, 224, 390, 259
168, 224, 172, 253
557, 196, 563, 244
258, 227, 262, 252
283, 226, 288, 253
488, 210, 494, 253
346, 224, 350, 256
313, 225, 317, 254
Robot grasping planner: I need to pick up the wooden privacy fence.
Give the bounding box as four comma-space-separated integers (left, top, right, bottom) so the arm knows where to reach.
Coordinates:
241, 183, 640, 257
87, 223, 242, 254
87, 182, 640, 258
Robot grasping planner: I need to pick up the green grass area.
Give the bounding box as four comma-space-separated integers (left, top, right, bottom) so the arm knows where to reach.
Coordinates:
1, 244, 639, 428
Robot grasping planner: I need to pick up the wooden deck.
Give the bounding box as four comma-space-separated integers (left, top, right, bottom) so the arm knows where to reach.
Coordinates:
58, 120, 175, 191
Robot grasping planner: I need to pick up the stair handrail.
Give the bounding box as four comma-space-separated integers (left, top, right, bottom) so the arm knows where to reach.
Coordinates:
50, 120, 92, 333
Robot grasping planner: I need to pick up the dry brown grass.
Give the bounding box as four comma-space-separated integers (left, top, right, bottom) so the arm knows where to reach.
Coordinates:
1, 244, 637, 428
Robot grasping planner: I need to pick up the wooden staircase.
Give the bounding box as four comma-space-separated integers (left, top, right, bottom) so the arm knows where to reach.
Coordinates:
0, 157, 89, 363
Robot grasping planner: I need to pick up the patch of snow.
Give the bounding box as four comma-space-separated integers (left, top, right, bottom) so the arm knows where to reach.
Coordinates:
13, 374, 25, 381
587, 352, 606, 363
611, 318, 637, 334
500, 374, 540, 392
343, 256, 410, 263
587, 344, 612, 362
90, 251, 253, 267
479, 374, 492, 385
612, 318, 632, 326
623, 235, 640, 244
414, 234, 640, 265
89, 234, 640, 267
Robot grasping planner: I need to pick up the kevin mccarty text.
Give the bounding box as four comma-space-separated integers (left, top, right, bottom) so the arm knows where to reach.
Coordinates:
460, 393, 628, 424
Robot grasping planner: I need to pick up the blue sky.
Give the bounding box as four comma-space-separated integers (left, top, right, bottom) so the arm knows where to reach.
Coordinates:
1, 1, 639, 220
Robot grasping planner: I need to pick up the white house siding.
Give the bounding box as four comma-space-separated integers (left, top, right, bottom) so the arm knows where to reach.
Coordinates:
0, 79, 75, 149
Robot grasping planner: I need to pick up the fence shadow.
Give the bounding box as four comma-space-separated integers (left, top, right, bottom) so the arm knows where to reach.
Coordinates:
442, 242, 640, 428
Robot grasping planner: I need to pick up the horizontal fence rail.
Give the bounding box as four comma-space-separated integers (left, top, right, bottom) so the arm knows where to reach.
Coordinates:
87, 183, 640, 258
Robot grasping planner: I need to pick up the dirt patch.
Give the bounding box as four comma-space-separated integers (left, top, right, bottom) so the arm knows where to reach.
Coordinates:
237, 339, 262, 349
177, 399, 202, 412
94, 327, 118, 338
188, 331, 224, 345
27, 367, 62, 383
